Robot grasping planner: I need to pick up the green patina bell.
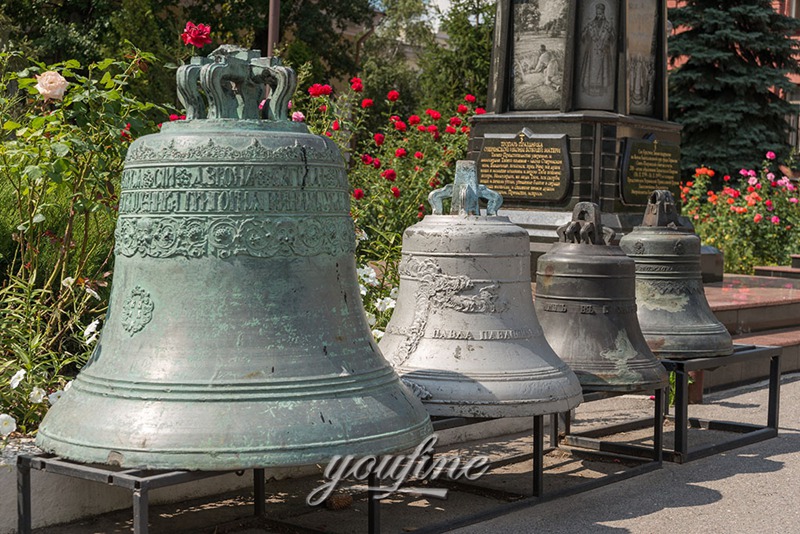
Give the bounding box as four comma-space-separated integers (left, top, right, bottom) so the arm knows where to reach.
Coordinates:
36, 46, 432, 470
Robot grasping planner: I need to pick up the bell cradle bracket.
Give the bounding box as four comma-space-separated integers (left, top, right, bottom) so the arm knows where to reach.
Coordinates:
557, 202, 616, 245
428, 160, 504, 216
176, 46, 297, 121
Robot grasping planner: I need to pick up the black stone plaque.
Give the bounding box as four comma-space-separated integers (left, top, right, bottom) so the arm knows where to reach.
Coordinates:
627, 0, 658, 116
477, 130, 570, 202
621, 137, 680, 204
574, 0, 619, 111
509, 0, 569, 111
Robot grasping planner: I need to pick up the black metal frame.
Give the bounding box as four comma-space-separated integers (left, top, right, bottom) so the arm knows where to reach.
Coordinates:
17, 455, 265, 534
562, 344, 782, 463
370, 390, 663, 534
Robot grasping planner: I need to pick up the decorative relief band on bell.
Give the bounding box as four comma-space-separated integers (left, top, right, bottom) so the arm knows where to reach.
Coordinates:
125, 138, 342, 165
387, 326, 535, 341
121, 286, 154, 336
121, 164, 345, 191
114, 216, 355, 259
118, 188, 349, 215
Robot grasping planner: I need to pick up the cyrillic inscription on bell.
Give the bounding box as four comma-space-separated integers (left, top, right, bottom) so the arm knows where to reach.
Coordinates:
36, 46, 432, 470
535, 202, 668, 391
379, 160, 583, 417
619, 190, 733, 359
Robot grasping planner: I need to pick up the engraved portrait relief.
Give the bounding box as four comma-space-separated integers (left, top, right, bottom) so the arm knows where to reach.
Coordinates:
510, 0, 568, 110
627, 0, 658, 115
575, 0, 618, 110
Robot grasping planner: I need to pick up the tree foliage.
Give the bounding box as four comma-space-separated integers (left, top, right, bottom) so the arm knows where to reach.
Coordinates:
668, 0, 800, 177
418, 0, 495, 111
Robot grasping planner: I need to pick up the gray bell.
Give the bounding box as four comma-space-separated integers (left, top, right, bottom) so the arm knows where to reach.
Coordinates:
619, 190, 733, 359
535, 202, 669, 391
379, 161, 583, 418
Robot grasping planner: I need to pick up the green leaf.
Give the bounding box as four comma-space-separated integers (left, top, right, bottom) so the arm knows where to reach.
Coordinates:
2, 120, 21, 130
51, 143, 70, 157
100, 71, 113, 89
23, 166, 42, 181
96, 58, 114, 70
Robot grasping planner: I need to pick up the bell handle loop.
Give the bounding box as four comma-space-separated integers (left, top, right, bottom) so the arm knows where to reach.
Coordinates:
477, 185, 503, 216
642, 189, 684, 228
251, 60, 297, 121
176, 61, 208, 120
428, 184, 453, 215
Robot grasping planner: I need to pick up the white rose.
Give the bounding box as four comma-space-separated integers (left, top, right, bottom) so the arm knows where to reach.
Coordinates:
0, 414, 17, 437
34, 71, 69, 100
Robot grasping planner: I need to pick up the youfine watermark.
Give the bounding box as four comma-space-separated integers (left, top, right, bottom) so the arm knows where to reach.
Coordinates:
307, 435, 491, 505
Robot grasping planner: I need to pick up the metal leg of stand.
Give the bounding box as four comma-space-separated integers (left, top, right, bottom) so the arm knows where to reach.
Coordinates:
673, 365, 689, 460
654, 388, 664, 462
533, 415, 544, 498
254, 468, 266, 516
132, 488, 149, 534
368, 471, 380, 534
17, 459, 31, 534
549, 413, 559, 448
768, 354, 781, 429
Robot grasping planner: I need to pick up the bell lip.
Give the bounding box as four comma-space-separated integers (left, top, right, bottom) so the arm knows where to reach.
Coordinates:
650, 346, 735, 359
575, 377, 669, 392
35, 417, 434, 471
419, 394, 583, 418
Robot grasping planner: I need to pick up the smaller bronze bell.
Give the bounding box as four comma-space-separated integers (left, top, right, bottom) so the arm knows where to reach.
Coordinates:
535, 203, 668, 391
379, 161, 583, 417
619, 190, 733, 359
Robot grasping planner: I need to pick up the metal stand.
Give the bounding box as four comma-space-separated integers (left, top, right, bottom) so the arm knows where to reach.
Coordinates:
16, 454, 266, 534
563, 344, 782, 463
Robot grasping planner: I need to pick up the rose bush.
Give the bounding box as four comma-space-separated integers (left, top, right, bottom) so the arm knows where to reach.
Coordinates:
681, 153, 800, 273
294, 79, 484, 334
0, 49, 166, 435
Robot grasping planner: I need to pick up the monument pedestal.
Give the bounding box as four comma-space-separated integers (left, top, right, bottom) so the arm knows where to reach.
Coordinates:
468, 110, 681, 273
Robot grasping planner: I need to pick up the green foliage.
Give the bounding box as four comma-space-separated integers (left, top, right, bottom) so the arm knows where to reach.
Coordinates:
295, 75, 482, 331
418, 0, 495, 111
680, 158, 800, 273
0, 50, 166, 434
668, 0, 800, 177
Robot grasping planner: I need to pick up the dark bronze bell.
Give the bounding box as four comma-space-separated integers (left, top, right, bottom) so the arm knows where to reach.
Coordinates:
379, 161, 583, 417
619, 190, 733, 359
36, 47, 432, 470
535, 203, 668, 391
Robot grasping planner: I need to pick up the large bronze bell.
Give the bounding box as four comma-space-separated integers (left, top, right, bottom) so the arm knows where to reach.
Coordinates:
619, 190, 733, 359
535, 203, 668, 391
379, 161, 583, 418
36, 47, 432, 470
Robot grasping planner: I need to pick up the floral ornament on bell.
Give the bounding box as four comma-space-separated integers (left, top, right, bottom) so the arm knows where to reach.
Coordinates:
34, 71, 69, 100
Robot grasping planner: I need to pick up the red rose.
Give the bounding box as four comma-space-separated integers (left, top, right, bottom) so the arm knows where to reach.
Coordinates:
353, 188, 365, 200
374, 133, 385, 146
361, 98, 373, 108
449, 116, 462, 126
308, 83, 333, 98
427, 124, 438, 132
461, 126, 470, 134
394, 120, 407, 132
381, 169, 397, 181
350, 77, 363, 92
475, 107, 486, 114
417, 125, 426, 132
332, 120, 340, 131
445, 125, 457, 134
319, 104, 328, 112
120, 123, 131, 141
414, 151, 424, 159
373, 158, 381, 169
425, 109, 441, 120
169, 114, 186, 121
465, 94, 476, 103
181, 22, 212, 48
457, 104, 469, 114
408, 115, 421, 125
395, 148, 407, 158
361, 154, 373, 165
390, 115, 400, 122
324, 131, 332, 137
387, 89, 400, 101
391, 186, 401, 198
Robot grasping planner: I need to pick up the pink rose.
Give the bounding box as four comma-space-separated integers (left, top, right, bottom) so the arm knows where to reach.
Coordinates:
34, 71, 69, 100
